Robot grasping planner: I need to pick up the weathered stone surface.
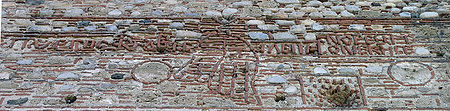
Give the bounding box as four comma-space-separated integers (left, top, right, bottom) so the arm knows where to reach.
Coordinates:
311, 23, 324, 31
108, 9, 122, 16
275, 0, 299, 4
0, 71, 11, 80
169, 22, 184, 29
257, 25, 279, 31
17, 59, 33, 65
284, 86, 298, 94
134, 62, 170, 83
314, 67, 328, 74
365, 66, 383, 73
222, 8, 238, 18
275, 20, 295, 26
248, 32, 269, 40
7, 98, 28, 105
28, 26, 52, 32
420, 12, 439, 18
56, 72, 79, 80
348, 24, 365, 30
175, 30, 202, 38
26, 0, 45, 5
111, 73, 125, 79
246, 20, 264, 25
62, 27, 78, 32
289, 25, 306, 33
272, 32, 297, 40
105, 25, 118, 32
304, 33, 316, 40
205, 11, 222, 18
267, 75, 287, 84
390, 62, 432, 85
338, 68, 358, 75
64, 8, 85, 17
415, 47, 430, 55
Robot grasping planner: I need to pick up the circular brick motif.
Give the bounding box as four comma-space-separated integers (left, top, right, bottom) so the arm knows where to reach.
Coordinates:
132, 61, 171, 84
388, 61, 434, 86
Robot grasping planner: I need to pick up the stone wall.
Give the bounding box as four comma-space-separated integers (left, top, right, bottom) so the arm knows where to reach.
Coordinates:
1, 0, 449, 110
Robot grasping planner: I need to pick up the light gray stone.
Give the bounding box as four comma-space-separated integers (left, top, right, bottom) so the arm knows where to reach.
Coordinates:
169, 22, 184, 29
175, 30, 202, 38
147, 25, 158, 32
284, 86, 298, 94
84, 26, 97, 31
130, 11, 141, 17
78, 58, 97, 69
248, 32, 269, 40
323, 11, 338, 18
275, 20, 295, 26
420, 12, 439, 18
39, 9, 54, 17
17, 59, 33, 65
60, 85, 73, 90
28, 26, 52, 32
311, 23, 324, 31
64, 8, 85, 17
246, 20, 264, 25
205, 11, 222, 18
275, 0, 299, 4
331, 6, 345, 12
0, 71, 11, 80
338, 68, 358, 75
267, 75, 287, 84
402, 6, 418, 12
309, 12, 323, 18
365, 66, 383, 73
172, 6, 187, 13
348, 24, 365, 30
314, 67, 328, 74
232, 1, 253, 8
134, 62, 170, 83
391, 62, 432, 85
345, 5, 361, 12
304, 33, 316, 40
257, 25, 279, 31
222, 8, 238, 18
392, 25, 404, 31
289, 25, 306, 33
273, 32, 297, 40
306, 1, 322, 7
0, 81, 19, 89
415, 47, 430, 55
340, 10, 355, 17
56, 72, 79, 80
399, 12, 411, 18
15, 19, 33, 26
62, 27, 78, 32
105, 25, 118, 32
108, 9, 122, 16
390, 8, 401, 13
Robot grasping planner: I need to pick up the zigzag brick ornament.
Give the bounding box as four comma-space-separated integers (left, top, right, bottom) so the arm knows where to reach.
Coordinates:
0, 0, 449, 110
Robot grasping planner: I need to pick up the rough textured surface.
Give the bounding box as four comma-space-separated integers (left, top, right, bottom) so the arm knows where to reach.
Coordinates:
0, 0, 449, 110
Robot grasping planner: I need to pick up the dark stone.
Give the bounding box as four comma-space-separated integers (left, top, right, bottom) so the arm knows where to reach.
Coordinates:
111, 73, 125, 79
371, 3, 381, 6
411, 12, 420, 18
139, 20, 152, 24
77, 21, 90, 26
7, 98, 28, 105
64, 95, 77, 104
26, 0, 45, 5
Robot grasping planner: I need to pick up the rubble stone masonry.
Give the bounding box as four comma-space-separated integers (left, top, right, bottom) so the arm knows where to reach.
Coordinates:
0, 0, 449, 110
